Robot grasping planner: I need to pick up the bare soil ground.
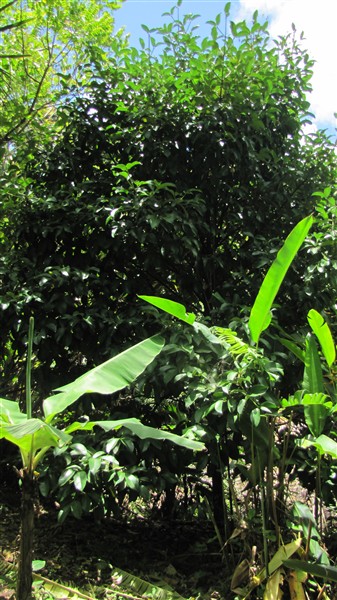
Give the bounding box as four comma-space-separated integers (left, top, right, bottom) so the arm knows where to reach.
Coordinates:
0, 494, 229, 600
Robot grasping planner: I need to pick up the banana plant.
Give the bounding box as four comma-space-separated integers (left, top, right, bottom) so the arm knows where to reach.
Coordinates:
139, 215, 315, 591
0, 318, 204, 600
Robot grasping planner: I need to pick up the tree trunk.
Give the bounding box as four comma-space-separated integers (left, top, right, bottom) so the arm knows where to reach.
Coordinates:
16, 470, 35, 600
209, 464, 225, 534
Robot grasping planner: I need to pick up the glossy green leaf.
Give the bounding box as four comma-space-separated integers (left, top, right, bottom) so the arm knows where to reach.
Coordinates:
65, 418, 204, 451
249, 215, 313, 343
43, 335, 165, 421
58, 467, 77, 487
307, 309, 336, 367
74, 470, 87, 492
303, 334, 324, 394
139, 295, 196, 324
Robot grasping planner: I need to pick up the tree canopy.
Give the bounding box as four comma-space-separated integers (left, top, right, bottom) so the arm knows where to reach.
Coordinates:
0, 0, 122, 148
1, 4, 335, 394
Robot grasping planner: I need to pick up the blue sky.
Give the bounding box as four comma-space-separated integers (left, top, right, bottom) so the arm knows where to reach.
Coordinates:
114, 0, 337, 141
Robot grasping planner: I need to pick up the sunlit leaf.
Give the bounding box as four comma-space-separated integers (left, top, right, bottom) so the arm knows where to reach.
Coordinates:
249, 215, 313, 343
0, 418, 71, 465
256, 539, 302, 584
307, 309, 336, 367
0, 397, 27, 424
263, 568, 284, 600
43, 335, 165, 421
288, 569, 306, 599
74, 470, 87, 492
65, 418, 204, 451
139, 295, 196, 324
298, 434, 337, 458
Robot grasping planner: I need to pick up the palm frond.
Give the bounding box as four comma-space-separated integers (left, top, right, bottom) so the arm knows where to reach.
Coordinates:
111, 565, 187, 600
32, 574, 95, 599
0, 554, 16, 583
213, 327, 250, 356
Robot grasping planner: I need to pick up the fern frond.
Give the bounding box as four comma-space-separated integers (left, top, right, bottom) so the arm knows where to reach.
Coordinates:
111, 565, 187, 600
213, 328, 250, 356
32, 574, 95, 599
0, 556, 15, 577
0, 554, 16, 585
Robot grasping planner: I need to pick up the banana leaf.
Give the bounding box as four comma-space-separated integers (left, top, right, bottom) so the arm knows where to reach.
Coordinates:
249, 215, 313, 344
43, 335, 165, 421
65, 418, 204, 451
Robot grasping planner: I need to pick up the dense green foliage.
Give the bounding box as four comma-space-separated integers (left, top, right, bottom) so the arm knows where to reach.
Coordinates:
1, 6, 336, 394
1, 3, 337, 597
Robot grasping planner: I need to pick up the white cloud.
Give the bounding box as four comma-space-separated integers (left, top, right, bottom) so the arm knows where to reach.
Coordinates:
238, 0, 337, 136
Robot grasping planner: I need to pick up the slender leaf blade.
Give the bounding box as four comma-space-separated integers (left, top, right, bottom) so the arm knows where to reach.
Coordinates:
249, 215, 313, 343
277, 337, 305, 362
139, 296, 196, 324
307, 309, 336, 367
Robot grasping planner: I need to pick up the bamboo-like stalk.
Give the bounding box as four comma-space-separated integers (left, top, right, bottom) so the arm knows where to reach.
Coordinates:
26, 316, 34, 420
17, 317, 35, 600
16, 469, 35, 600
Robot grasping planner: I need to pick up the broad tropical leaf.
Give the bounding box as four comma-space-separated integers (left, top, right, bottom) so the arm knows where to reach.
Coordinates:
0, 418, 71, 467
298, 434, 337, 458
65, 418, 204, 451
139, 296, 196, 324
307, 309, 336, 367
256, 539, 302, 584
43, 335, 165, 421
0, 398, 27, 424
249, 215, 313, 343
